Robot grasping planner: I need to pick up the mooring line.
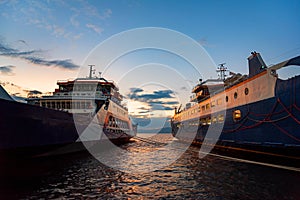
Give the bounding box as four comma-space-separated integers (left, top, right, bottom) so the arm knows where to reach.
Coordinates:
203, 152, 300, 172
133, 136, 168, 145
132, 136, 300, 172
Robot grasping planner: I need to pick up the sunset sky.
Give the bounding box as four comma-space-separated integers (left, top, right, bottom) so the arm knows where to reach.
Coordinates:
1, 0, 300, 130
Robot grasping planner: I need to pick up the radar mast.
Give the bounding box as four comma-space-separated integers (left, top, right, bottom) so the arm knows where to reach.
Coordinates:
216, 63, 228, 81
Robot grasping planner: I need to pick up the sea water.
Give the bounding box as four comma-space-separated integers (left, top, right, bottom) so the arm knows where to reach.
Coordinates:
0, 133, 299, 199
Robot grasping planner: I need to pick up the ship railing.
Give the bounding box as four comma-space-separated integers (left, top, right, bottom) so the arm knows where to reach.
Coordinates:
66, 108, 95, 114
38, 95, 108, 100
27, 92, 53, 98
54, 92, 102, 96
57, 78, 75, 83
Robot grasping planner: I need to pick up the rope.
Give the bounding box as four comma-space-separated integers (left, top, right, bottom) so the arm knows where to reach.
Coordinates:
247, 115, 290, 123
221, 97, 300, 142
278, 99, 300, 125
294, 104, 300, 112
133, 136, 168, 146
248, 106, 289, 116
272, 122, 300, 142
223, 98, 279, 133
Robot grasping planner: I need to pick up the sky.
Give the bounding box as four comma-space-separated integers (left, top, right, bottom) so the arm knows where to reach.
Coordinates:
0, 0, 300, 131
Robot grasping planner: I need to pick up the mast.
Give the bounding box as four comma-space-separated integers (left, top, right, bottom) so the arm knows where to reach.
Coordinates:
216, 63, 228, 81
88, 65, 95, 79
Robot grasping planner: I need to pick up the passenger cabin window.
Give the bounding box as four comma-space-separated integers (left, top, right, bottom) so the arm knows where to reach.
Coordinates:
233, 110, 242, 121
212, 116, 217, 123
201, 118, 206, 125
206, 117, 211, 125
206, 103, 210, 109
218, 114, 224, 122
211, 101, 216, 107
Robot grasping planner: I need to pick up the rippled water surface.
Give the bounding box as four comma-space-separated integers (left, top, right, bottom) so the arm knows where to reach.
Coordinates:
1, 134, 299, 199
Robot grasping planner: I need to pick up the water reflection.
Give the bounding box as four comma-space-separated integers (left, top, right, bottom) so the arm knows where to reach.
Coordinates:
0, 134, 299, 199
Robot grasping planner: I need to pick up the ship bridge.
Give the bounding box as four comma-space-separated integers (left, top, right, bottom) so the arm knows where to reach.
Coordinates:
191, 79, 224, 103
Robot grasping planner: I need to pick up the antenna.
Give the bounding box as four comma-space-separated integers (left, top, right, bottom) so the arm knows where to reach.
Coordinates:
216, 63, 228, 81
88, 65, 95, 78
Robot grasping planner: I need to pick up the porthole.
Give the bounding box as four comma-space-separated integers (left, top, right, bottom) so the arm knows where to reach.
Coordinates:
245, 88, 249, 95
234, 92, 238, 99
226, 96, 228, 102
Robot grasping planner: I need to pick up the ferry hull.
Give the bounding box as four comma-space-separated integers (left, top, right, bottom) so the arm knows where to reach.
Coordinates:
171, 76, 300, 156
0, 98, 136, 156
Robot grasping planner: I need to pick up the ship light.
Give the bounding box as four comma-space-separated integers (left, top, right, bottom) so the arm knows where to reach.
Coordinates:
233, 110, 241, 121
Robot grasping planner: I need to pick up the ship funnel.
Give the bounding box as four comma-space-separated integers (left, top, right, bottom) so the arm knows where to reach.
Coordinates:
247, 51, 267, 77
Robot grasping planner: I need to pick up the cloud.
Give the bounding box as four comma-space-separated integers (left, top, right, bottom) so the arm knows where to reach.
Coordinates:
0, 42, 19, 54
148, 100, 179, 106
17, 40, 28, 46
100, 9, 112, 20
130, 88, 144, 93
0, 41, 40, 57
150, 103, 174, 111
138, 106, 148, 110
86, 23, 103, 34
0, 40, 79, 70
70, 14, 80, 27
26, 90, 42, 95
73, 33, 83, 40
0, 65, 15, 75
1, 1, 113, 40
24, 56, 79, 70
138, 110, 150, 114
80, 2, 112, 19
53, 25, 65, 37
0, 44, 38, 57
128, 89, 175, 101
127, 88, 179, 113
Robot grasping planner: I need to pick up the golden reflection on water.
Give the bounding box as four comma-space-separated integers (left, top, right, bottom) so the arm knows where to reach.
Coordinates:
2, 133, 300, 199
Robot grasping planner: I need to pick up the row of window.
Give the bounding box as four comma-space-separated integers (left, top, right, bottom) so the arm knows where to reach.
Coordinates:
200, 114, 225, 125
182, 98, 223, 118
60, 85, 111, 92
107, 116, 129, 129
180, 87, 250, 119
115, 107, 126, 116
56, 91, 110, 96
182, 114, 225, 127
41, 101, 94, 110
178, 109, 241, 128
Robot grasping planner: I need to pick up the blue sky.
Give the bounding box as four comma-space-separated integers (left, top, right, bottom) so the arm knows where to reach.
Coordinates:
0, 0, 300, 129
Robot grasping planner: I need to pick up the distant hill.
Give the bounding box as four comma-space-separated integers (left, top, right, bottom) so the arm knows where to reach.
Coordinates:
158, 126, 172, 133
0, 81, 30, 97
0, 81, 47, 102
137, 118, 172, 133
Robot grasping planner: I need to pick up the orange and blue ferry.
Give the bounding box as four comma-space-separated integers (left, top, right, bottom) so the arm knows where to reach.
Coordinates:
171, 52, 300, 157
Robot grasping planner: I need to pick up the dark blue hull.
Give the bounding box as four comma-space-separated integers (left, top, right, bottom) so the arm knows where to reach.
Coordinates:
171, 76, 300, 155
0, 98, 134, 156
